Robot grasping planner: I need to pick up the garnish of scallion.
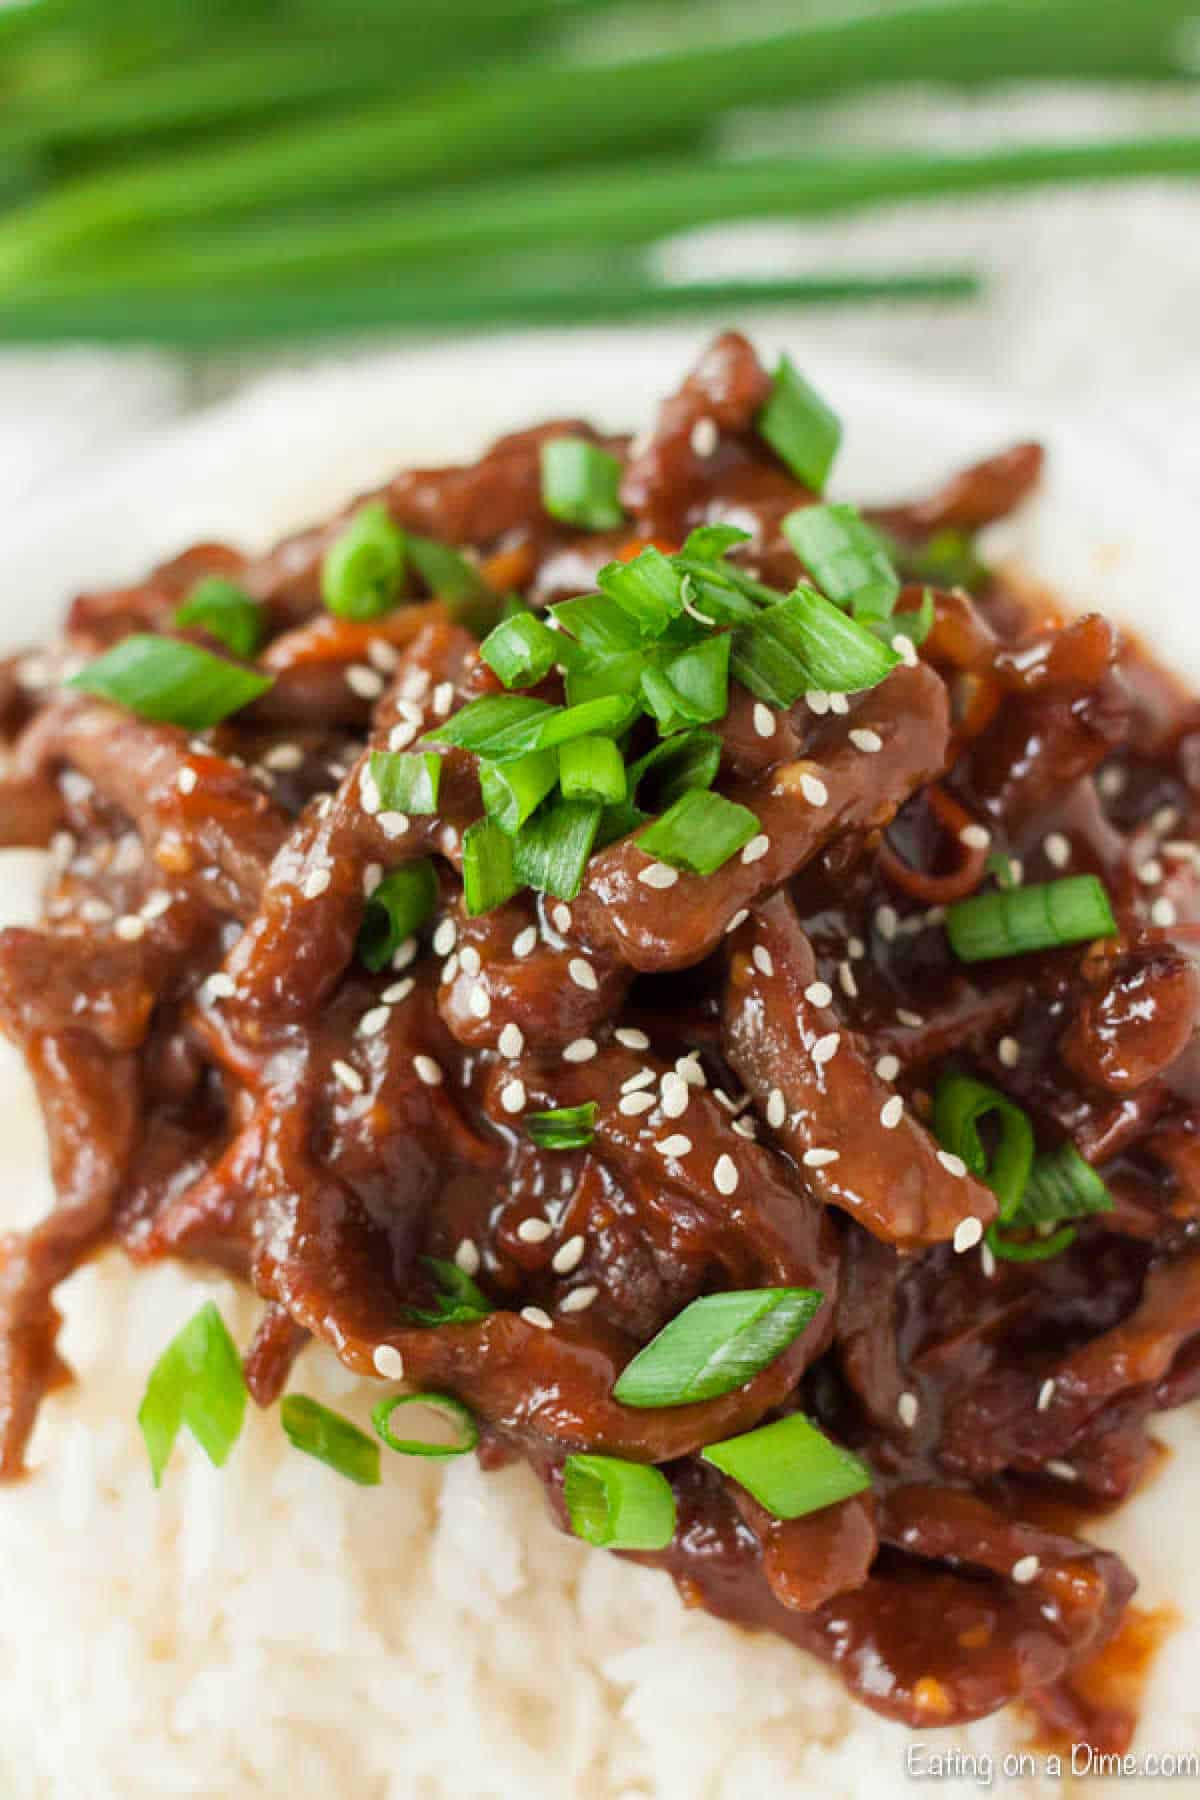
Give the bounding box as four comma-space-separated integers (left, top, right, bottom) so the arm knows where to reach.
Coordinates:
931, 1071, 1034, 1221
636, 789, 759, 876
701, 1414, 871, 1519
369, 749, 442, 815
989, 1139, 1113, 1262
280, 1395, 381, 1486
525, 1102, 598, 1150
757, 357, 842, 494
613, 1288, 823, 1409
322, 502, 406, 621
358, 859, 438, 971
540, 437, 626, 532
945, 875, 1117, 963
173, 575, 266, 659
784, 503, 900, 622
558, 736, 627, 806
372, 1392, 479, 1459
480, 610, 567, 689
68, 634, 274, 729
137, 1301, 247, 1487
731, 586, 899, 706
563, 1453, 676, 1551
462, 816, 520, 915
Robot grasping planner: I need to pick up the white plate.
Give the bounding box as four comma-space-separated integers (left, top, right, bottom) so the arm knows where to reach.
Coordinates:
1, 326, 1197, 1794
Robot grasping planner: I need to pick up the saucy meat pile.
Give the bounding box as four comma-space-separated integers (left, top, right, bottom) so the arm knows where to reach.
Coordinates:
1, 333, 1198, 1743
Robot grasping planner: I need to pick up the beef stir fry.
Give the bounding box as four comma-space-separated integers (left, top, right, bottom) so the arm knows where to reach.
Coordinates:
1, 333, 1197, 1745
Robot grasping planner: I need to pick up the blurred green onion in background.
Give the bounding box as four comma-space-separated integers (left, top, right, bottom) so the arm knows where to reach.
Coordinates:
0, 0, 1196, 344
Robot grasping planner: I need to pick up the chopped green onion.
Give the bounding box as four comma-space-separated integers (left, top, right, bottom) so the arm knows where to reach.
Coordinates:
564, 650, 646, 708
551, 592, 644, 655
701, 1413, 871, 1519
640, 633, 731, 732
322, 501, 406, 621
627, 729, 721, 811
558, 736, 627, 806
946, 875, 1118, 963
480, 610, 567, 689
882, 586, 935, 648
680, 523, 753, 564
932, 1070, 1035, 1221
986, 850, 1019, 891
525, 1101, 598, 1150
784, 504, 900, 621
358, 860, 438, 971
280, 1395, 381, 1486
898, 528, 989, 593
637, 789, 759, 876
372, 1392, 479, 1458
513, 796, 603, 901
137, 1301, 247, 1488
613, 1288, 823, 1409
597, 547, 684, 636
432, 692, 635, 762
407, 1256, 492, 1328
479, 749, 559, 835
408, 534, 490, 602
173, 575, 265, 659
563, 1453, 676, 1551
68, 634, 273, 729
988, 1225, 1078, 1263
462, 816, 520, 915
1015, 1140, 1114, 1230
757, 356, 842, 494
540, 437, 625, 531
732, 586, 899, 706
369, 748, 442, 815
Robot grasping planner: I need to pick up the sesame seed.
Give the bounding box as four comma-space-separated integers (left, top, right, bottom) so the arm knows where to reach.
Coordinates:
521, 1306, 553, 1330
517, 1216, 551, 1242
1098, 767, 1126, 798
60, 770, 94, 806
303, 868, 332, 900
433, 919, 457, 956
938, 1150, 967, 1178
732, 1116, 757, 1139
456, 943, 480, 976
382, 978, 414, 1004
377, 811, 409, 839
468, 985, 491, 1020
568, 957, 598, 992
177, 767, 198, 795
619, 1091, 656, 1116
1152, 805, 1179, 835
512, 925, 538, 958
1044, 832, 1071, 869
1152, 896, 1177, 927
1011, 1555, 1040, 1585
803, 1148, 839, 1168
752, 703, 776, 739
656, 1134, 693, 1158
848, 936, 866, 960
838, 961, 858, 999
690, 417, 718, 457
741, 834, 770, 865
638, 861, 679, 889
615, 1027, 650, 1050
140, 893, 172, 922
880, 1095, 904, 1130
114, 914, 146, 942
443, 955, 460, 985
1046, 1460, 1077, 1482
563, 1037, 597, 1063
360, 770, 381, 814
714, 1154, 739, 1195
766, 1088, 786, 1128
205, 972, 236, 1000
1037, 1378, 1057, 1412
805, 690, 830, 715
367, 638, 399, 673
500, 1078, 526, 1114
1138, 858, 1164, 885
553, 1235, 586, 1274
959, 824, 991, 850
622, 1068, 657, 1093
897, 1009, 924, 1029
812, 1033, 840, 1066
360, 1005, 391, 1037
875, 1054, 900, 1082
498, 1023, 524, 1059
560, 1286, 598, 1314
346, 664, 385, 700
388, 719, 418, 750
997, 1036, 1020, 1069
373, 1345, 405, 1380
413, 1055, 444, 1087
753, 945, 775, 977
876, 905, 898, 942
953, 1216, 983, 1253
363, 862, 383, 896
892, 634, 919, 668
551, 903, 572, 934
799, 772, 828, 807
265, 743, 304, 771
725, 908, 750, 934
980, 1240, 997, 1279
394, 937, 418, 970
333, 1060, 364, 1093
849, 728, 883, 754
898, 1392, 919, 1429
455, 1239, 480, 1276
661, 1072, 690, 1118
433, 681, 455, 717
828, 693, 849, 716
676, 1054, 706, 1087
